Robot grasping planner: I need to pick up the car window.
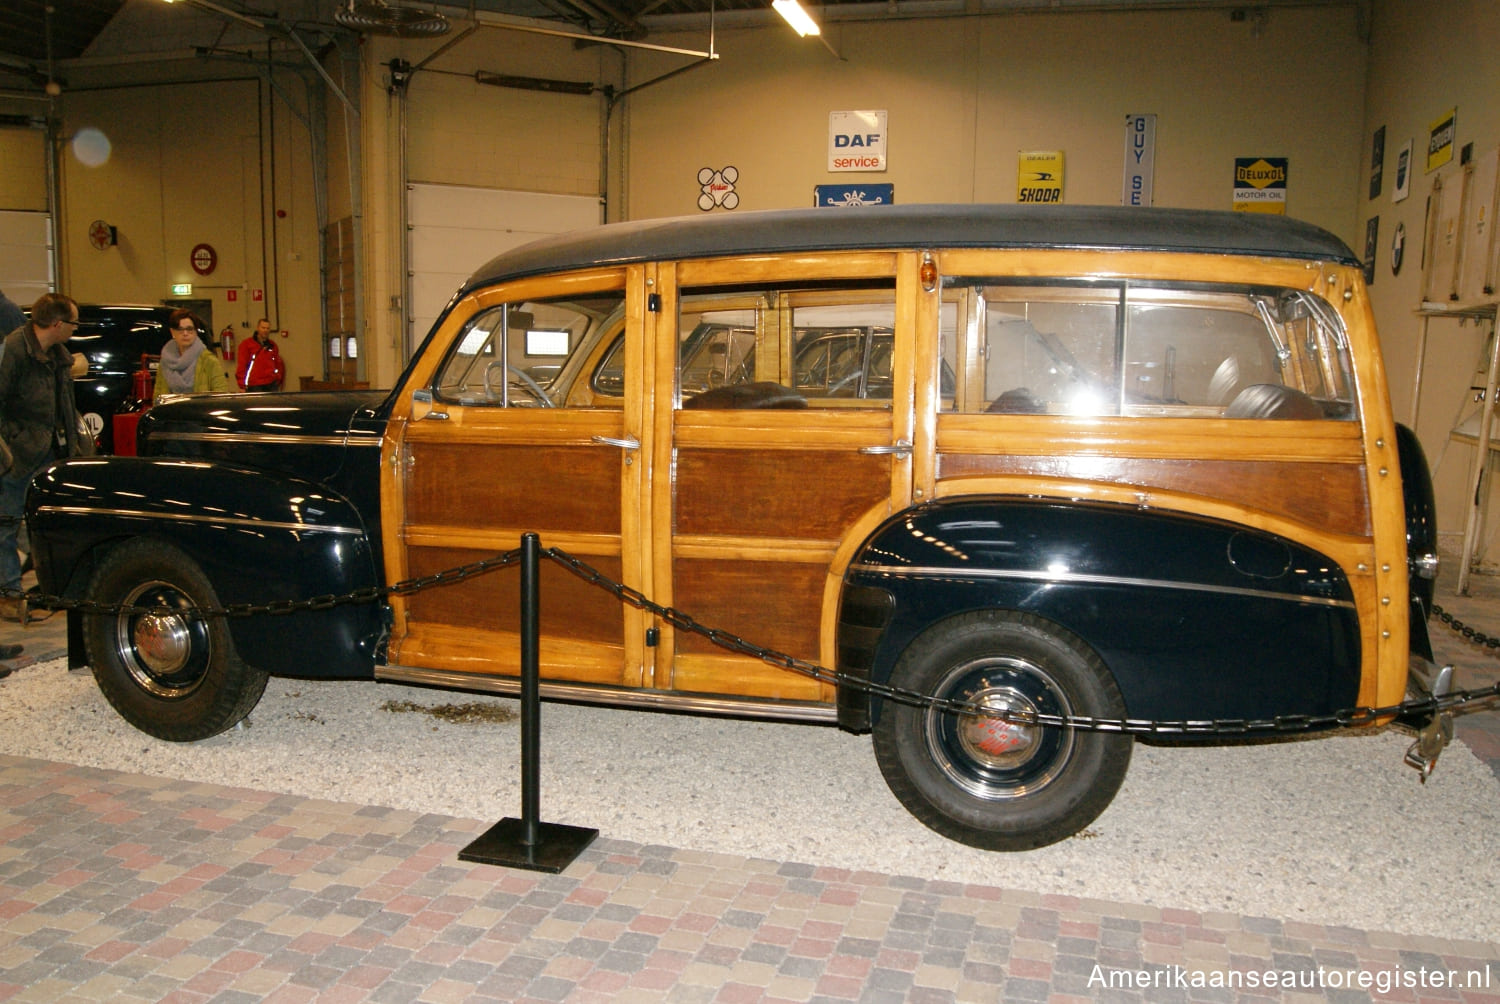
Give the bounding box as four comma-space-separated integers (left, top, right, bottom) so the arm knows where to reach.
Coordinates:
945, 281, 1354, 419
433, 292, 626, 408
675, 285, 901, 410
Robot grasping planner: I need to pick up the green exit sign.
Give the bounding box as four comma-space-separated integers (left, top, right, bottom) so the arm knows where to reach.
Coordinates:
171, 283, 192, 296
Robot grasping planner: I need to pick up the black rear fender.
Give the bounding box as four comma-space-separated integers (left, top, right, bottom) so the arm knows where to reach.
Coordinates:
836, 498, 1362, 732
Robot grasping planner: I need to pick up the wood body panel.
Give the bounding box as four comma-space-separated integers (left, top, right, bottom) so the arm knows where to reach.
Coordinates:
406, 546, 624, 650
675, 449, 891, 539
669, 652, 825, 701
671, 558, 825, 659
937, 454, 1371, 538
398, 622, 624, 684
407, 443, 621, 536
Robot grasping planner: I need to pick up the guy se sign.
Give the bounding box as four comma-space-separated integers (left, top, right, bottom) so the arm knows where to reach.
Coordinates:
829, 110, 887, 172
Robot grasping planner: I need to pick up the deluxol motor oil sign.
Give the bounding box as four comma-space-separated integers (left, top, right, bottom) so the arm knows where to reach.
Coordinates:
1233, 157, 1287, 214
1018, 151, 1064, 203
828, 111, 887, 172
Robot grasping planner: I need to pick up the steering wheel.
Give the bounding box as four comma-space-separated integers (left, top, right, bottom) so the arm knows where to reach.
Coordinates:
484, 360, 555, 407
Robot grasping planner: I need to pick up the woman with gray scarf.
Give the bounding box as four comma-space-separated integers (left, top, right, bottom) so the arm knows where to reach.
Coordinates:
154, 310, 230, 398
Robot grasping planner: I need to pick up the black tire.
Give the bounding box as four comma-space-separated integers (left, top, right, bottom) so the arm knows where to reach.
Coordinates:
84, 538, 267, 742
873, 611, 1132, 850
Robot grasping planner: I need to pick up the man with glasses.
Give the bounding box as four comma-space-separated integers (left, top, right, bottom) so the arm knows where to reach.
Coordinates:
0, 293, 91, 624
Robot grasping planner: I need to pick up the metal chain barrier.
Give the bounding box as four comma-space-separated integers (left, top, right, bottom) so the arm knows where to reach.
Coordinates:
1432, 603, 1500, 655
9, 541, 1500, 737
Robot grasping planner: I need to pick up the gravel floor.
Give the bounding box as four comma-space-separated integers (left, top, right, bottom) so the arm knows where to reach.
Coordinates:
2, 659, 1498, 942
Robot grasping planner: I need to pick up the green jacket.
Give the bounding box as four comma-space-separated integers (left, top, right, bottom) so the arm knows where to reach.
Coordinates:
154, 346, 230, 398
0, 324, 89, 475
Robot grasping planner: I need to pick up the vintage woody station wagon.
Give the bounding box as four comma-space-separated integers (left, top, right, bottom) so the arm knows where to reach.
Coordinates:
28, 204, 1447, 850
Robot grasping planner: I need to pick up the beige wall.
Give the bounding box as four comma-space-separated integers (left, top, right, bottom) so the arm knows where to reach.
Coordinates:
625, 7, 1366, 241
354, 29, 617, 386
1359, 0, 1500, 556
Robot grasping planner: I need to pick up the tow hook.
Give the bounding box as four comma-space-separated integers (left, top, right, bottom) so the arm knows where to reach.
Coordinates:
1403, 661, 1455, 782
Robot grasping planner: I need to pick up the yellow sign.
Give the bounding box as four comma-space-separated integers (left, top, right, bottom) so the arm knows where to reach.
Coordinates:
1427, 108, 1456, 173
1018, 151, 1064, 204
1233, 157, 1287, 214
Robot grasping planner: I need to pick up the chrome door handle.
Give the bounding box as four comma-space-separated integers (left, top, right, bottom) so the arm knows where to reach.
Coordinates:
859, 438, 912, 457
420, 410, 450, 421
591, 434, 641, 451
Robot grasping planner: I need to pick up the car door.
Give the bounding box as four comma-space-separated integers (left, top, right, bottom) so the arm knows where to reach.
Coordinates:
645, 253, 937, 708
383, 266, 659, 689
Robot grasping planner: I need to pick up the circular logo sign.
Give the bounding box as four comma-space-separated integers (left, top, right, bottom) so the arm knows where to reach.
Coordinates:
1391, 222, 1406, 276
190, 243, 218, 276
87, 220, 113, 250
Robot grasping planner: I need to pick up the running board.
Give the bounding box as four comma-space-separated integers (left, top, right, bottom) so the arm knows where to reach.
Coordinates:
375, 663, 839, 724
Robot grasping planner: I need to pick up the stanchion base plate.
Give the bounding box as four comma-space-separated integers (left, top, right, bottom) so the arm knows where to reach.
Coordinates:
457, 817, 599, 873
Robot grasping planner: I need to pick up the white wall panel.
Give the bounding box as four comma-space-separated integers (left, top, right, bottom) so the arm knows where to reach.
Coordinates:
0, 210, 52, 307
405, 184, 600, 352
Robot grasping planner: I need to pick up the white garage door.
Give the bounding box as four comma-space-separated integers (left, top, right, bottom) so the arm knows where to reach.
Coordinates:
0, 210, 53, 311
406, 184, 600, 356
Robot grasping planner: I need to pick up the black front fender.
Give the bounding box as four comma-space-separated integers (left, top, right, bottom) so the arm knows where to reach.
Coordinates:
837, 498, 1362, 731
28, 457, 384, 679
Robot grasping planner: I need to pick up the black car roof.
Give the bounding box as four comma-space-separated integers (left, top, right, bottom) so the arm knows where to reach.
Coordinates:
463, 204, 1359, 292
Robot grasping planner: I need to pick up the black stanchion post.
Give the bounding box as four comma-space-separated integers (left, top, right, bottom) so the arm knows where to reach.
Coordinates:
458, 533, 599, 873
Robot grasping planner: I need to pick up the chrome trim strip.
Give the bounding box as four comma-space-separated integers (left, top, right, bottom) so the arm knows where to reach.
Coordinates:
34, 504, 364, 536
375, 664, 839, 723
850, 562, 1357, 610
149, 432, 382, 447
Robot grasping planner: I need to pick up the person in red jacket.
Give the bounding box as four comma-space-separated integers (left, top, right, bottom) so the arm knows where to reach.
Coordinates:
236, 318, 285, 392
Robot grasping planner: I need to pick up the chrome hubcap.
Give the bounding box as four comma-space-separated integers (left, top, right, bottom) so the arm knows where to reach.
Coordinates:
115, 580, 211, 700
926, 656, 1074, 800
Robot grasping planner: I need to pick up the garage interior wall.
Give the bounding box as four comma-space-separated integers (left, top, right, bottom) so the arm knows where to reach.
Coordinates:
626, 6, 1364, 234
1358, 0, 1500, 560
0, 0, 1498, 554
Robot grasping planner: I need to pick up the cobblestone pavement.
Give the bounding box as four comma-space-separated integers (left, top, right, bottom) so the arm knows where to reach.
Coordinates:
1, 568, 1499, 1002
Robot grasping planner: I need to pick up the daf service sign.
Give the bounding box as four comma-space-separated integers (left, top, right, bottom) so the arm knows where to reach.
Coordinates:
829, 111, 887, 172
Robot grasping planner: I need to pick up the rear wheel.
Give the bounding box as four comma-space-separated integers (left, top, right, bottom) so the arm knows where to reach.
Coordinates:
84, 539, 267, 742
873, 610, 1132, 850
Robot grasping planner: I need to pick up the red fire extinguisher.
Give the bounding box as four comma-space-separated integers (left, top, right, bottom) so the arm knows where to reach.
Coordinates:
130, 357, 155, 404
220, 326, 236, 361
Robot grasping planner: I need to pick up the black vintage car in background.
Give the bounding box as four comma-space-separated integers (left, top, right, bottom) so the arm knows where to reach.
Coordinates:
66, 304, 174, 453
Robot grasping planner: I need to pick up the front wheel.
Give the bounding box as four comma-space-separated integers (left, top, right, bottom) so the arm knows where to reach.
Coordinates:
873, 611, 1132, 850
84, 539, 267, 742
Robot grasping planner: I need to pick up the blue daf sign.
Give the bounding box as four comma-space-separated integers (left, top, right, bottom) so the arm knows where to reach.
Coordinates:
815, 184, 895, 207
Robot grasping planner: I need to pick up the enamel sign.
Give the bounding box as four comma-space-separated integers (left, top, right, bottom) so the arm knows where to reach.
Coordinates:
1018, 151, 1064, 203
1122, 114, 1155, 207
815, 184, 894, 207
1233, 157, 1287, 214
828, 111, 887, 172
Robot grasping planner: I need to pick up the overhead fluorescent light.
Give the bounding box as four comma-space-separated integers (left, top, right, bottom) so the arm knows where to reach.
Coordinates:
773, 0, 821, 37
